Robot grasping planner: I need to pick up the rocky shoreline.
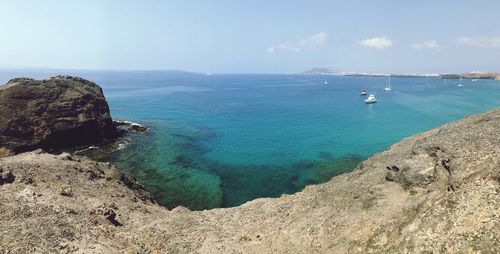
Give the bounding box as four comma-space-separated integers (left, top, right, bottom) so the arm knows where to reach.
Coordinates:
0, 77, 498, 253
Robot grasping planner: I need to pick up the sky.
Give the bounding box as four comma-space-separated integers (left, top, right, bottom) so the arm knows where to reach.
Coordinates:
1, 0, 500, 74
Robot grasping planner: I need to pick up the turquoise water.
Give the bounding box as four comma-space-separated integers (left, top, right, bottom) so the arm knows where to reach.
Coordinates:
1, 70, 499, 210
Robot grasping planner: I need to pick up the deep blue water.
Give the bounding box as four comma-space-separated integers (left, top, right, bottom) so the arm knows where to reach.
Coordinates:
1, 70, 499, 210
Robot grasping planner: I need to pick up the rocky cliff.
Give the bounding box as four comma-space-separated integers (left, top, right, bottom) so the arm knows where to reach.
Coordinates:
0, 76, 117, 153
0, 108, 498, 253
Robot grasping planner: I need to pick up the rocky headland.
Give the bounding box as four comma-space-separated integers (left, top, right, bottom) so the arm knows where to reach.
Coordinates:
0, 76, 118, 154
0, 76, 498, 253
440, 72, 500, 80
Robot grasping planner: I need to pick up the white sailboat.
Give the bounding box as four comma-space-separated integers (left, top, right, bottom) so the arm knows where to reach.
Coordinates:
360, 85, 367, 96
458, 77, 464, 87
384, 76, 392, 91
324, 80, 328, 85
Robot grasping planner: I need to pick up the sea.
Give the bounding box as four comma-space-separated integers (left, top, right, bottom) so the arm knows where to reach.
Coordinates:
1, 69, 499, 210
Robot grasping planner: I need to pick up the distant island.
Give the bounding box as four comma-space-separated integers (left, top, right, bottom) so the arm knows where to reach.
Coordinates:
440, 71, 500, 80
302, 67, 343, 75
302, 68, 500, 79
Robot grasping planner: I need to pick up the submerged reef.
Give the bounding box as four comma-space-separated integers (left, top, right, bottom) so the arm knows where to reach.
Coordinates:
87, 122, 364, 210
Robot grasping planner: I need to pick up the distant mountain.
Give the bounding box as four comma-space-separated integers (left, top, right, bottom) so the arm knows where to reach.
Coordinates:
302, 68, 342, 75
302, 68, 438, 78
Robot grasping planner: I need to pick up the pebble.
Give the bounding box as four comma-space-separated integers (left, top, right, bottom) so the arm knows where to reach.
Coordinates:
480, 217, 491, 223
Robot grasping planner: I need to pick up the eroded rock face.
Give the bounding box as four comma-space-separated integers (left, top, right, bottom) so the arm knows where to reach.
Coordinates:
0, 76, 118, 153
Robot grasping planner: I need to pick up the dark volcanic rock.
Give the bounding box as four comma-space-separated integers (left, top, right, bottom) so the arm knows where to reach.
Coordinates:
0, 76, 118, 153
114, 120, 148, 133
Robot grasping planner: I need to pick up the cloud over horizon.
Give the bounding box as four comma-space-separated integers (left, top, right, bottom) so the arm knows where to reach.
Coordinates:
411, 40, 440, 50
456, 36, 500, 48
268, 32, 326, 53
358, 36, 393, 50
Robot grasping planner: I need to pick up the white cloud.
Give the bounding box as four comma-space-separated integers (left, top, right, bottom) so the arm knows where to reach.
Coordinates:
358, 36, 393, 50
456, 36, 500, 48
411, 40, 440, 50
268, 32, 326, 53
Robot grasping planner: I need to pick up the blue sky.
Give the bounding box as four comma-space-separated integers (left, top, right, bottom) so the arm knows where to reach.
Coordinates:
1, 0, 500, 73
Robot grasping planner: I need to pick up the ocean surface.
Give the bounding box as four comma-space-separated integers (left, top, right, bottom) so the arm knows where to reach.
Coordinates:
1, 70, 499, 210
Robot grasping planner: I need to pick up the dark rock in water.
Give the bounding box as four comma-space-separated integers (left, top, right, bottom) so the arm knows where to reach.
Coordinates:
114, 120, 148, 133
318, 151, 335, 161
0, 76, 118, 153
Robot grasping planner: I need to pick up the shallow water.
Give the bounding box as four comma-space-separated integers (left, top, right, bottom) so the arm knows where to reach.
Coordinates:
1, 70, 499, 210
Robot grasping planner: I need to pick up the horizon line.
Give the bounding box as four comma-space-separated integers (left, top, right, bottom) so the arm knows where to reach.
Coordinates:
0, 66, 496, 76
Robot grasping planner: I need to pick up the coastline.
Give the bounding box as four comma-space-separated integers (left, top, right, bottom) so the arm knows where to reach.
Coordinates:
70, 120, 148, 161
1, 108, 498, 253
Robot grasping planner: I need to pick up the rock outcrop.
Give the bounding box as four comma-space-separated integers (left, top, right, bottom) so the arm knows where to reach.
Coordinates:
0, 109, 498, 253
0, 76, 118, 153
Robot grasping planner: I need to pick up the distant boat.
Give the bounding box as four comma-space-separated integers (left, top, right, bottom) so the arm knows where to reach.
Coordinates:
324, 80, 328, 85
458, 77, 464, 87
384, 76, 392, 91
471, 79, 478, 82
360, 86, 367, 96
365, 94, 377, 104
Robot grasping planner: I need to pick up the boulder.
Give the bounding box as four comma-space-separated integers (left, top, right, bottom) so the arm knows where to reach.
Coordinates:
0, 76, 118, 153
